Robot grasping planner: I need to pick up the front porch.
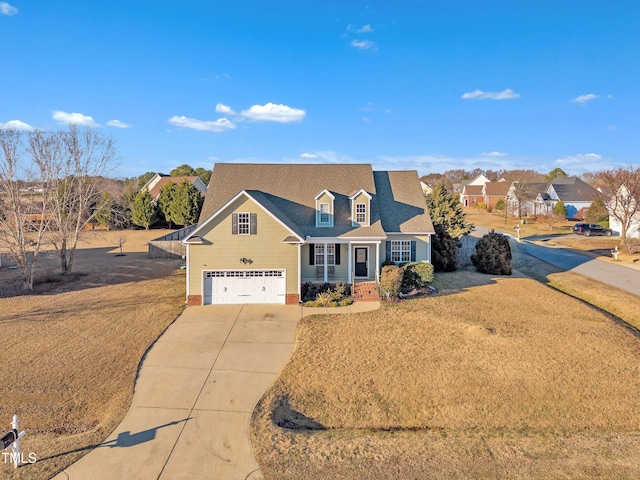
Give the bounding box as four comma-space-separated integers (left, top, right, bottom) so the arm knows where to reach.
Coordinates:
300, 240, 381, 285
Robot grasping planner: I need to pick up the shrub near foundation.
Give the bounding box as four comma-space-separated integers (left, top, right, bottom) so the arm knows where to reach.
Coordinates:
380, 265, 402, 300
401, 262, 434, 289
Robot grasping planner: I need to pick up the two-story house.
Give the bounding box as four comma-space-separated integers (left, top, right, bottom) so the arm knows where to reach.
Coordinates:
182, 163, 434, 305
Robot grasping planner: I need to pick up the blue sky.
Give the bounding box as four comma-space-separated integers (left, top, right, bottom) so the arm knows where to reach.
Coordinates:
1, 1, 638, 178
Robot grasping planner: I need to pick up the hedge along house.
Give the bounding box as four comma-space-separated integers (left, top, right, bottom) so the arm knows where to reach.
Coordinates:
182, 163, 434, 305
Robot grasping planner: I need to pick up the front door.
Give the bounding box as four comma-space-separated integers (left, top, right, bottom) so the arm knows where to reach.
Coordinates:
354, 247, 368, 277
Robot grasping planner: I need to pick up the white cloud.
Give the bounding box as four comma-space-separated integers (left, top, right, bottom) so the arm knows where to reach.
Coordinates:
240, 103, 306, 123
52, 110, 100, 127
608, 125, 618, 131
572, 93, 599, 104
461, 89, 521, 100
362, 116, 371, 122
0, 2, 18, 15
215, 103, 235, 115
168, 115, 236, 132
481, 151, 508, 157
0, 119, 33, 131
351, 39, 376, 50
292, 151, 357, 164
358, 24, 373, 33
555, 153, 603, 168
106, 119, 131, 129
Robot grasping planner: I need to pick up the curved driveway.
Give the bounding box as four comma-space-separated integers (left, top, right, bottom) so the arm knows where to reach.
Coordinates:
54, 304, 301, 480
53, 301, 380, 480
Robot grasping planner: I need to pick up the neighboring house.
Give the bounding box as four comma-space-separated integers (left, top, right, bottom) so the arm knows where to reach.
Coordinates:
507, 177, 599, 218
481, 181, 511, 211
420, 181, 433, 196
455, 174, 491, 203
609, 185, 640, 238
461, 184, 483, 207
142, 173, 207, 201
182, 163, 435, 305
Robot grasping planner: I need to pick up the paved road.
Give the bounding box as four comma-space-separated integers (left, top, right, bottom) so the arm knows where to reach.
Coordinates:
469, 227, 640, 297
518, 240, 640, 296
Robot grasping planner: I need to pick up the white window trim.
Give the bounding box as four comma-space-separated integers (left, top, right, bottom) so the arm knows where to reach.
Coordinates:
237, 212, 250, 235
315, 244, 335, 266
356, 203, 367, 224
319, 203, 331, 224
391, 240, 411, 263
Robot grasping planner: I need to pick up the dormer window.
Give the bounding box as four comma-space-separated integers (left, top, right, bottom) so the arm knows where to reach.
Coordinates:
350, 189, 372, 227
315, 189, 335, 227
356, 203, 366, 223
319, 203, 331, 224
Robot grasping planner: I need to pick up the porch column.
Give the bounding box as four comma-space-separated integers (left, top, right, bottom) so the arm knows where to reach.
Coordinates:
323, 241, 328, 283
347, 242, 352, 283
375, 242, 380, 283
297, 243, 302, 299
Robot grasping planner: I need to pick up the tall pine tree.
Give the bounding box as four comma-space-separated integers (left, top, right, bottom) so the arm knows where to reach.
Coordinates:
131, 190, 158, 229
425, 183, 474, 272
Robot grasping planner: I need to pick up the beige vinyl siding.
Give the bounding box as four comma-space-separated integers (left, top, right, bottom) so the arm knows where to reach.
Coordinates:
301, 243, 348, 281
381, 234, 431, 264
351, 191, 370, 226
188, 196, 299, 295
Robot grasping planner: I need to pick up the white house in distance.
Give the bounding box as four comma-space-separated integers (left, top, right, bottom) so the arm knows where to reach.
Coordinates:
609, 184, 640, 238
142, 173, 207, 201
507, 177, 600, 219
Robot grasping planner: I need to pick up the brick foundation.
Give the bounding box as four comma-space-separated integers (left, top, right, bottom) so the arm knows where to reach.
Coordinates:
186, 295, 202, 306
286, 294, 300, 305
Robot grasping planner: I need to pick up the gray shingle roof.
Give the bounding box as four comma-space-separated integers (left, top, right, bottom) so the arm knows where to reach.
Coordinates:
549, 177, 600, 202
197, 163, 434, 239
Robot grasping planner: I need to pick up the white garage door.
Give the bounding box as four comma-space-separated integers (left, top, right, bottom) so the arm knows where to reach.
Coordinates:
202, 270, 286, 305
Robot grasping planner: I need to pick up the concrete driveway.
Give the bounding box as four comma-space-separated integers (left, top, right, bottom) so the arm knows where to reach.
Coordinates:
53, 304, 302, 480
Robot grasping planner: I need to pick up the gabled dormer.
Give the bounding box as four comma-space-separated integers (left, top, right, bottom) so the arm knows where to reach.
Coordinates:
350, 189, 372, 227
315, 189, 335, 227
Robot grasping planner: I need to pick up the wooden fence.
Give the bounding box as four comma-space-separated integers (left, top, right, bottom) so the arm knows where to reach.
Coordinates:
148, 225, 197, 259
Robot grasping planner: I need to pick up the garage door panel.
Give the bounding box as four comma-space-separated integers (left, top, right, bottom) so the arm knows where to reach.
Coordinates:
203, 270, 286, 305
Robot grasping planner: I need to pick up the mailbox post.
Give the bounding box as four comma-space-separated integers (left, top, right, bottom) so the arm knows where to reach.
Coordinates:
2, 415, 25, 469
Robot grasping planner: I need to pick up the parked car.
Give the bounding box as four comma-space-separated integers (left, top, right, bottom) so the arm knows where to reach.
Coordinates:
574, 223, 613, 236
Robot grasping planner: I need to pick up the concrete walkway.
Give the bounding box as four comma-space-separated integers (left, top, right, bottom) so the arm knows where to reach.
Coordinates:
53, 301, 379, 480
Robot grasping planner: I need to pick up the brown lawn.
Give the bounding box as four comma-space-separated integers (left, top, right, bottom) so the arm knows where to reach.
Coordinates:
0, 229, 186, 480
252, 270, 640, 479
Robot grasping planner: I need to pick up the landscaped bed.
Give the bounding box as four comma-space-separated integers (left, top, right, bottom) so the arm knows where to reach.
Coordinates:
252, 269, 640, 479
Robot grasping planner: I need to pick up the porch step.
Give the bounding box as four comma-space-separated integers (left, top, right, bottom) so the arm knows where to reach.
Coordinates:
352, 282, 379, 302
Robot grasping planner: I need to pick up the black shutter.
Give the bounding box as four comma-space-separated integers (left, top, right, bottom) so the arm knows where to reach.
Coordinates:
335, 244, 340, 265
309, 244, 315, 265
232, 213, 238, 234
250, 213, 257, 234
385, 241, 391, 261
410, 241, 416, 261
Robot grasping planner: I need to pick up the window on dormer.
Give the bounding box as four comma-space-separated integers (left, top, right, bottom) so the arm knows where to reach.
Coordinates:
356, 203, 366, 223
319, 203, 330, 223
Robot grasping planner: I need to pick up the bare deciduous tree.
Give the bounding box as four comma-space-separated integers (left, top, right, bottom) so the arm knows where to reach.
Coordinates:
504, 170, 545, 219
598, 166, 640, 243
38, 126, 117, 274
0, 129, 54, 290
